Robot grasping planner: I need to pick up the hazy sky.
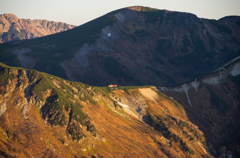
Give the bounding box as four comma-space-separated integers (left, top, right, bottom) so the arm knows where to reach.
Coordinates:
1, 0, 240, 26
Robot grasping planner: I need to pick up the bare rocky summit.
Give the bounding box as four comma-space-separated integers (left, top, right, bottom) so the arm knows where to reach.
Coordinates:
0, 13, 75, 43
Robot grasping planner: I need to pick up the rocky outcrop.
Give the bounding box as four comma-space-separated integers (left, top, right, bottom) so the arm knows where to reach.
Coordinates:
0, 102, 7, 117
0, 13, 75, 43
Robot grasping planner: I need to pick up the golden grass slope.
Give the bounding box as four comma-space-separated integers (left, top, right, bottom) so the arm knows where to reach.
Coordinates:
0, 63, 211, 157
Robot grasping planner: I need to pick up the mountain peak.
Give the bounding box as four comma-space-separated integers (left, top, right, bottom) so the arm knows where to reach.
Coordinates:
0, 7, 239, 87
127, 6, 144, 11
0, 13, 75, 43
127, 6, 161, 11
1, 13, 19, 22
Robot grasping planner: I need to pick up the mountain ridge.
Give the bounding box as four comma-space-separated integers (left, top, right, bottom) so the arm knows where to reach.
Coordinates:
0, 52, 239, 157
0, 61, 212, 157
0, 13, 75, 43
0, 6, 239, 87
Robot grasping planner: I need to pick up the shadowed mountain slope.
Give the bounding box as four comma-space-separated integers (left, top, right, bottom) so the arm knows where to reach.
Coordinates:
158, 57, 240, 157
0, 6, 240, 86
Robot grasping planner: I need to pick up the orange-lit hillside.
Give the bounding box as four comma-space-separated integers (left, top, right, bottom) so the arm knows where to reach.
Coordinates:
0, 63, 211, 157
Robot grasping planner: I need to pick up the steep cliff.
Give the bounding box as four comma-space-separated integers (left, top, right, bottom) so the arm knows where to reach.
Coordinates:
0, 13, 75, 43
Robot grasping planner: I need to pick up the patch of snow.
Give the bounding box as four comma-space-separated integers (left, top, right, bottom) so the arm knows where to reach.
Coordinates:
172, 87, 184, 93
93, 26, 119, 54
182, 84, 193, 107
158, 84, 194, 108
158, 79, 200, 108
158, 81, 197, 108
215, 56, 240, 72
202, 71, 228, 88
101, 26, 118, 40
117, 102, 129, 109
230, 63, 240, 76
156, 52, 240, 109
203, 62, 240, 87
190, 79, 199, 92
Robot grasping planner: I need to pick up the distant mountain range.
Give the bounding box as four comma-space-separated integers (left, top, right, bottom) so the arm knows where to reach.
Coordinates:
0, 13, 75, 43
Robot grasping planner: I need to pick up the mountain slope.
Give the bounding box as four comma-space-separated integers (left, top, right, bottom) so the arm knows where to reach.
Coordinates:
158, 57, 240, 157
0, 6, 239, 86
0, 62, 211, 157
0, 13, 75, 43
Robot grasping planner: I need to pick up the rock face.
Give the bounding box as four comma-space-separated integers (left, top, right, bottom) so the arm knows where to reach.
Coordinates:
0, 6, 239, 87
0, 13, 75, 43
0, 62, 211, 157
